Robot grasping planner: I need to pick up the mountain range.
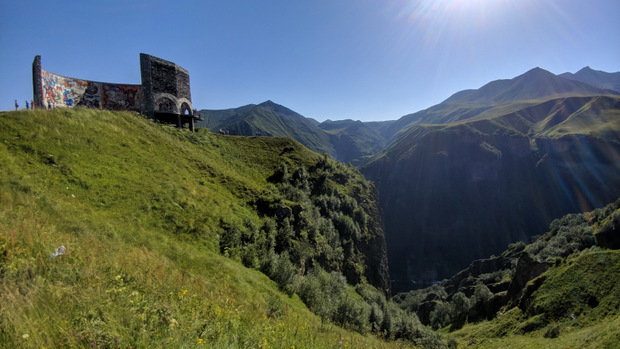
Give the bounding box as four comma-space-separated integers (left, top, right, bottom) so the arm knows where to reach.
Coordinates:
3, 65, 620, 348
199, 66, 620, 292
360, 67, 620, 291
197, 102, 390, 165
560, 66, 620, 92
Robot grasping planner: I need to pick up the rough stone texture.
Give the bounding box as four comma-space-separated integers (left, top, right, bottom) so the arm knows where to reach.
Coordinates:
140, 53, 193, 119
32, 56, 43, 109
417, 300, 438, 325
506, 252, 550, 305
443, 255, 512, 294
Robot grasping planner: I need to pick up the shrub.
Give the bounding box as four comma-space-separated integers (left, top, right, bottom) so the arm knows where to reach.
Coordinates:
334, 295, 370, 333
543, 323, 560, 338
263, 252, 298, 295
429, 302, 452, 329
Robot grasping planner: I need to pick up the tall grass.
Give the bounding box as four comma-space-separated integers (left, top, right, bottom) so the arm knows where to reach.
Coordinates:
0, 109, 414, 348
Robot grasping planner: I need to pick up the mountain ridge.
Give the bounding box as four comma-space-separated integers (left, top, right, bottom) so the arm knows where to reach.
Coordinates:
559, 66, 620, 92
383, 67, 620, 142
361, 94, 620, 291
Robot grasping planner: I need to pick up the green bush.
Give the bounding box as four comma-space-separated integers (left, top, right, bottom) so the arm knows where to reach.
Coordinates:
334, 295, 370, 333
430, 302, 453, 329
262, 252, 298, 295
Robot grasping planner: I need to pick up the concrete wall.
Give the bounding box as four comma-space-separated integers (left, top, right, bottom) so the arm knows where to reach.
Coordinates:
32, 54, 194, 123
38, 68, 142, 111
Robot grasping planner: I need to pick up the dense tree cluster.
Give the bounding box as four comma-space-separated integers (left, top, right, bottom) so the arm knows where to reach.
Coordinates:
217, 154, 445, 346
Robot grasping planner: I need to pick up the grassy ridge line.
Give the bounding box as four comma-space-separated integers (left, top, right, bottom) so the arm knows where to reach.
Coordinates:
0, 109, 410, 348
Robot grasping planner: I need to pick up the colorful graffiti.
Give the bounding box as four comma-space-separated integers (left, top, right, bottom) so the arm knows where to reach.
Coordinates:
40, 69, 142, 111
103, 84, 142, 111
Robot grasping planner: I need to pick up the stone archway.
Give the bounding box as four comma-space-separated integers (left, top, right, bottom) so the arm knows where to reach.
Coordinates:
180, 102, 191, 116
155, 97, 178, 113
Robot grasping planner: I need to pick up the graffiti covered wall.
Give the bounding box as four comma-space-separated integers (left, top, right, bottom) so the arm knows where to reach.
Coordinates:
32, 54, 198, 130
40, 69, 142, 112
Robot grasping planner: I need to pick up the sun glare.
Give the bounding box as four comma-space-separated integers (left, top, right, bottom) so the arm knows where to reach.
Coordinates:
393, 0, 520, 47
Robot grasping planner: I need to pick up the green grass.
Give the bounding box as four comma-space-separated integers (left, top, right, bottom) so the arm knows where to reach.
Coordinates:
448, 313, 620, 349
0, 109, 413, 348
444, 250, 620, 349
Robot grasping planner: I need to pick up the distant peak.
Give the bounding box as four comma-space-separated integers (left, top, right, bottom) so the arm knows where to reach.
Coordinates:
515, 67, 556, 81
259, 100, 277, 106
524, 67, 552, 75
576, 66, 598, 74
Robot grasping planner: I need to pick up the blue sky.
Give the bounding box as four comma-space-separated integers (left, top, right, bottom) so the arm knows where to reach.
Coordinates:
1, 0, 618, 121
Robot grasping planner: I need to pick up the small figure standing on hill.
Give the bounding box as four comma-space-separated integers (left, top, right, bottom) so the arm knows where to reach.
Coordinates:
47, 100, 51, 109
25, 100, 29, 110
31, 100, 34, 109
15, 100, 19, 110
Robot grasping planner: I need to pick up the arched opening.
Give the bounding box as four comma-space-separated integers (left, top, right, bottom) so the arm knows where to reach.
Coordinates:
180, 102, 191, 115
179, 102, 194, 131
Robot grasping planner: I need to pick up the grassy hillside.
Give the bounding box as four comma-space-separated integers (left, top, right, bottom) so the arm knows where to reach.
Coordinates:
0, 109, 442, 348
395, 199, 620, 348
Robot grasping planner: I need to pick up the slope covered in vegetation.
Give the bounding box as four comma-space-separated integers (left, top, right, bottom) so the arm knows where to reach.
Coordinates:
394, 199, 620, 348
0, 109, 444, 348
362, 94, 620, 291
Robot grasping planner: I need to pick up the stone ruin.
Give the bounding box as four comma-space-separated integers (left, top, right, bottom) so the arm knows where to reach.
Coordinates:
32, 54, 201, 131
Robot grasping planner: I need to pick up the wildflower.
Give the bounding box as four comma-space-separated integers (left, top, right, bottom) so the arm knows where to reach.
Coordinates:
115, 339, 119, 342
22, 334, 29, 339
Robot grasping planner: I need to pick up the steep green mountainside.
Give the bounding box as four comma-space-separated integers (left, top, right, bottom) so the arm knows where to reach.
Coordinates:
361, 95, 620, 292
364, 120, 397, 140
0, 109, 446, 348
559, 66, 620, 92
384, 67, 620, 142
394, 199, 620, 348
318, 119, 387, 166
198, 101, 335, 156
198, 102, 394, 165
195, 103, 257, 130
